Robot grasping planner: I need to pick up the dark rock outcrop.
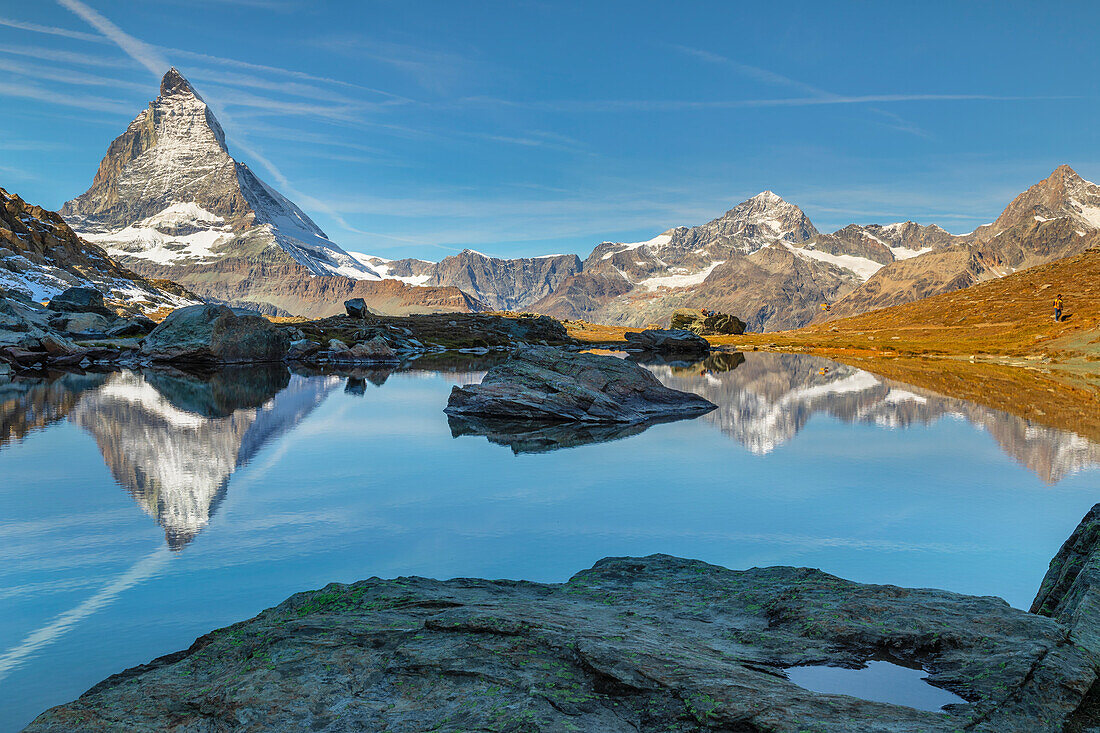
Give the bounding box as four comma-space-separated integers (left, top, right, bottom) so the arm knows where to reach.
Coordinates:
669, 307, 746, 336
46, 287, 115, 317
343, 298, 376, 319
24, 554, 1100, 732
444, 346, 716, 423
1032, 503, 1100, 651
624, 328, 710, 355
139, 304, 288, 364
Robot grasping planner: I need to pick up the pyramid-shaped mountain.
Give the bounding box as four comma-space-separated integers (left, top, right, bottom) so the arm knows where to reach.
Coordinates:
62, 68, 375, 281
60, 69, 479, 317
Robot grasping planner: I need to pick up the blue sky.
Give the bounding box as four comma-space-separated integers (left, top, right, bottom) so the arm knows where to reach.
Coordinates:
0, 0, 1097, 260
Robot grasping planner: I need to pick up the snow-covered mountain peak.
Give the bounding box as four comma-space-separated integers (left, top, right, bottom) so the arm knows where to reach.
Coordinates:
710, 190, 818, 247
61, 70, 378, 280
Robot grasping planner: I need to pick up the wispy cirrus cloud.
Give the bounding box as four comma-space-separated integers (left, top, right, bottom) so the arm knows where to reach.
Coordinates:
0, 15, 107, 43
0, 57, 147, 93
0, 43, 131, 69
0, 79, 132, 113
56, 0, 168, 76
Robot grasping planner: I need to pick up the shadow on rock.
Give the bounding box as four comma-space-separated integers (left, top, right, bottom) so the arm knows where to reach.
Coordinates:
447, 413, 689, 453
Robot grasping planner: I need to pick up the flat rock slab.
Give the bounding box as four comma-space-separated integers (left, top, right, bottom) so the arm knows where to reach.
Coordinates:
24, 554, 1099, 732
625, 328, 710, 354
444, 346, 716, 422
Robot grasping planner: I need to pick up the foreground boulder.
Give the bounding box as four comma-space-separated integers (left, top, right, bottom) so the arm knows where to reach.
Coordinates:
46, 287, 115, 317
670, 307, 746, 336
25, 550, 1100, 733
444, 346, 716, 422
139, 304, 289, 364
1032, 503, 1100, 651
625, 327, 710, 355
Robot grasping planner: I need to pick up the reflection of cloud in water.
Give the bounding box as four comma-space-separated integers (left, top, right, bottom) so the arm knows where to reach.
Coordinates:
0, 548, 170, 682
68, 369, 340, 550
648, 352, 1100, 483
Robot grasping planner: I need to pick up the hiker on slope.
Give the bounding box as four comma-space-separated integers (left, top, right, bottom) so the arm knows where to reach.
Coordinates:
1053, 293, 1064, 322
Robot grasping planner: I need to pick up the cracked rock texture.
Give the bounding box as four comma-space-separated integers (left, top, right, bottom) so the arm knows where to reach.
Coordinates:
24, 536, 1100, 732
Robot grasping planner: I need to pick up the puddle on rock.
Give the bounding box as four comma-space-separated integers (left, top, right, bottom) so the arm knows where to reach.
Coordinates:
785, 660, 967, 712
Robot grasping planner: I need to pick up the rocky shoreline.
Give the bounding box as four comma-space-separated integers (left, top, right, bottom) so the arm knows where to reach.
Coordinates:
0, 290, 581, 375
22, 504, 1100, 732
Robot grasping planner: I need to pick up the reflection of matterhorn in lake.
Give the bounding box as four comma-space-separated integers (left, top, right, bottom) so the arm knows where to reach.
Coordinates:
69, 368, 339, 550
648, 352, 1100, 484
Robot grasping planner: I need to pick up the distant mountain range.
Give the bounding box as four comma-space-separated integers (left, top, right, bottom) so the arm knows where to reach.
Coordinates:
6, 68, 1098, 327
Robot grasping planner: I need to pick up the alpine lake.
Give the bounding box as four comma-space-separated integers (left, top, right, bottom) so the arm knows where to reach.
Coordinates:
2, 351, 1098, 731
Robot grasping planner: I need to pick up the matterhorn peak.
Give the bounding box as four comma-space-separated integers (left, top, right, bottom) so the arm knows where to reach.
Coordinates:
61, 69, 380, 283
159, 67, 200, 99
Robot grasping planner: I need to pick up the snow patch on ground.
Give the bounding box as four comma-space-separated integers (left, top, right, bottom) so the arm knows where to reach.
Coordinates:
638, 261, 725, 291
785, 244, 883, 281
1077, 205, 1100, 228
347, 253, 432, 286
601, 234, 672, 260
889, 246, 933, 260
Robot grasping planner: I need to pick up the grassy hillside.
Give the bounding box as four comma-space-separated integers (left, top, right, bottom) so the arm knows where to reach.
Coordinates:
721, 246, 1100, 361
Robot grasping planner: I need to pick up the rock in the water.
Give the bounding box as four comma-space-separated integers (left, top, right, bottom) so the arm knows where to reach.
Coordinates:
139, 304, 289, 364
46, 287, 114, 317
286, 338, 319, 360
23, 554, 1100, 732
343, 298, 376, 318
670, 307, 746, 336
344, 337, 397, 362
445, 346, 715, 422
624, 328, 710, 355
1032, 503, 1100, 652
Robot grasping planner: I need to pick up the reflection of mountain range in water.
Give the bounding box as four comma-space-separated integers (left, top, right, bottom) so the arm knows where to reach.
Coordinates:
68, 370, 339, 550
649, 353, 1100, 483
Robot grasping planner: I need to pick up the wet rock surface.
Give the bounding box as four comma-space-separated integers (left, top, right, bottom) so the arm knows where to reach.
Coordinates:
625, 327, 710, 354
24, 549, 1100, 733
445, 346, 717, 423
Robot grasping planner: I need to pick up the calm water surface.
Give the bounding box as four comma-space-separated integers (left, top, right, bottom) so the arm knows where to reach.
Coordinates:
2, 352, 1098, 730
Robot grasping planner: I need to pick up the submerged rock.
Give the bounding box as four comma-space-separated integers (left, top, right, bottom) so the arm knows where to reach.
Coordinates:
670, 307, 746, 336
139, 304, 289, 364
24, 553, 1100, 732
444, 346, 716, 423
625, 327, 710, 355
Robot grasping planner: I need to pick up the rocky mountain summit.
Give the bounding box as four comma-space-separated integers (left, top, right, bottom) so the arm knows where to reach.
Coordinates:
24, 503, 1100, 731
825, 165, 1100, 320
59, 69, 477, 318
62, 68, 372, 281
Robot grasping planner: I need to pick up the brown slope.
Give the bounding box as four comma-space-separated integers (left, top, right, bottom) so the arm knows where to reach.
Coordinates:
737, 246, 1100, 359
126, 255, 483, 318
527, 271, 633, 320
